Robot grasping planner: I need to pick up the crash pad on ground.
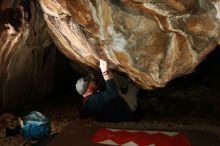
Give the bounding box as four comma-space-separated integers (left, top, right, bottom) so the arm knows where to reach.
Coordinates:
48, 121, 220, 146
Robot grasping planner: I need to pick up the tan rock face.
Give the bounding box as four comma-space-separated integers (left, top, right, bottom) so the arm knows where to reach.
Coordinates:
0, 0, 56, 109
1, 0, 220, 109
39, 0, 220, 89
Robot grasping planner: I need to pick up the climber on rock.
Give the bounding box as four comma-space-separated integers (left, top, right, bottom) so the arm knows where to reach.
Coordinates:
75, 59, 140, 122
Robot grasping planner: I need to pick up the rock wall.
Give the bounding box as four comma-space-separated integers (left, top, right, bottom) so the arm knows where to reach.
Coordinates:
0, 0, 56, 109
1, 0, 220, 109
39, 0, 220, 89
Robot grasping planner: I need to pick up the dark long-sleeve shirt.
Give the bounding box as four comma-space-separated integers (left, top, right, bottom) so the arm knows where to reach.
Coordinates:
81, 79, 133, 122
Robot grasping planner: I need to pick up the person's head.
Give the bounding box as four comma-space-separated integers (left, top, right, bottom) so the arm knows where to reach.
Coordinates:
75, 75, 98, 96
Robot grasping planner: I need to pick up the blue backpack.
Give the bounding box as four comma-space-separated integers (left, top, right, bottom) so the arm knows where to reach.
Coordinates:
21, 111, 51, 140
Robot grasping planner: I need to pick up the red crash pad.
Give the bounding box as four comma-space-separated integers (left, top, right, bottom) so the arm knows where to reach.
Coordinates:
48, 121, 220, 146
93, 128, 191, 146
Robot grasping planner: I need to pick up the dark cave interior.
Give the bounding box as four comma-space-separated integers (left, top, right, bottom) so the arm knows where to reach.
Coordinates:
0, 0, 219, 121
0, 1, 220, 145
38, 45, 220, 120
3, 45, 219, 123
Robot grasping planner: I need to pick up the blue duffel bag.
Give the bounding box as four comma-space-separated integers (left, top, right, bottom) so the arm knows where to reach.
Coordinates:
21, 111, 51, 140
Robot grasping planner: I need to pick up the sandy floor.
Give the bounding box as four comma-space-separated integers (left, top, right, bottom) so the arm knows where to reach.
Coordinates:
0, 101, 219, 146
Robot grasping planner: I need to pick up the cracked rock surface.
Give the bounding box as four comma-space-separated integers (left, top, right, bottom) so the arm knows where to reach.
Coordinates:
0, 0, 56, 108
1, 0, 220, 108
39, 0, 220, 89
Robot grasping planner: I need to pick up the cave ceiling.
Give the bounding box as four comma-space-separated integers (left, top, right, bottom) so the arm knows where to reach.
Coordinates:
1, 0, 220, 95
39, 0, 220, 89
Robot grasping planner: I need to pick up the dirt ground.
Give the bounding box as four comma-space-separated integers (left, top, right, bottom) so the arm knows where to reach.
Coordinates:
0, 78, 220, 146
